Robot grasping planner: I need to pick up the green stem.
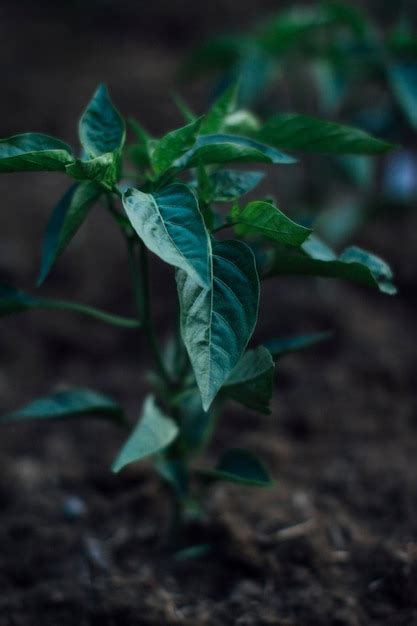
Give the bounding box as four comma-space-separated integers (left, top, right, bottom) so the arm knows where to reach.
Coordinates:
36, 298, 140, 328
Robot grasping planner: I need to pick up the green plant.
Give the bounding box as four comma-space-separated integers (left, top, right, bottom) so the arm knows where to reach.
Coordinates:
184, 0, 417, 243
0, 84, 396, 545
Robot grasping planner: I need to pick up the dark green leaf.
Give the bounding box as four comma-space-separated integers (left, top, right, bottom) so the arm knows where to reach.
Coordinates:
177, 239, 259, 411
181, 36, 247, 79
209, 169, 265, 202
200, 84, 238, 134
264, 236, 396, 294
112, 396, 178, 472
199, 448, 273, 487
179, 392, 214, 453
258, 114, 395, 154
263, 331, 333, 358
66, 152, 120, 186
123, 183, 210, 288
1, 389, 125, 425
151, 118, 202, 176
0, 133, 74, 173
388, 62, 417, 129
38, 182, 102, 285
79, 84, 125, 158
155, 458, 189, 499
232, 200, 311, 246
223, 346, 274, 414
175, 134, 297, 169
0, 284, 140, 328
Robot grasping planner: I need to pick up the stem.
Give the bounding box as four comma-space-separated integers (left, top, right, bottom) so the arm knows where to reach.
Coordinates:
212, 220, 238, 234
36, 298, 140, 328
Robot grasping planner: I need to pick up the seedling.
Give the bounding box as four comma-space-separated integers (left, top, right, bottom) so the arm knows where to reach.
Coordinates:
0, 84, 396, 543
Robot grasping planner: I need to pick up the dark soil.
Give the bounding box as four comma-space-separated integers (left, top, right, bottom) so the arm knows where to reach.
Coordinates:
0, 3, 416, 625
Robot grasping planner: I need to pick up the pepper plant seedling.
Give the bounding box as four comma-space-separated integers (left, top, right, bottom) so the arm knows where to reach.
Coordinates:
0, 84, 396, 541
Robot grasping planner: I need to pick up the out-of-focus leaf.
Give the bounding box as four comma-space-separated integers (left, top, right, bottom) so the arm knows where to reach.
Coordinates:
181, 36, 247, 79
122, 183, 210, 288
0, 133, 74, 173
232, 200, 311, 246
263, 331, 333, 358
1, 389, 125, 425
112, 396, 178, 472
388, 62, 417, 129
222, 346, 274, 414
209, 169, 265, 202
258, 114, 395, 154
200, 84, 238, 134
198, 448, 273, 487
38, 182, 102, 285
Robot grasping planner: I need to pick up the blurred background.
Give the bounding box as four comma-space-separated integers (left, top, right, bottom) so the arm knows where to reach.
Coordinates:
0, 1, 416, 624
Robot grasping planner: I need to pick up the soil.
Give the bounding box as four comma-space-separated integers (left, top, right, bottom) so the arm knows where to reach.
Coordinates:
0, 3, 416, 625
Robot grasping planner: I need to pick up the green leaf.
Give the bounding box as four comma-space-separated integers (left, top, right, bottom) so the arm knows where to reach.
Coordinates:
200, 84, 238, 134
0, 133, 74, 173
388, 62, 417, 129
1, 389, 125, 425
112, 395, 178, 472
263, 331, 333, 358
38, 182, 102, 285
232, 200, 311, 246
209, 169, 265, 202
66, 152, 120, 186
181, 35, 247, 79
151, 118, 202, 176
223, 346, 274, 414
79, 84, 125, 158
179, 392, 214, 453
175, 134, 297, 169
199, 448, 273, 487
264, 236, 396, 294
258, 114, 395, 154
177, 239, 259, 411
0, 284, 140, 328
122, 183, 210, 288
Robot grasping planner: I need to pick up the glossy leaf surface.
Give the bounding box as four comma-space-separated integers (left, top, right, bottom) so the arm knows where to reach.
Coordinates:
38, 182, 102, 285
258, 114, 395, 154
223, 346, 274, 414
209, 169, 265, 202
232, 200, 311, 246
199, 448, 273, 486
0, 133, 74, 172
112, 396, 178, 472
123, 184, 210, 287
1, 389, 124, 424
79, 84, 125, 158
151, 118, 201, 175
177, 239, 259, 411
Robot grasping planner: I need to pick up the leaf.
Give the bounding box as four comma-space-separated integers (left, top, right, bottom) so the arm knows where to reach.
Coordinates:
199, 448, 273, 487
79, 84, 125, 158
264, 237, 396, 294
209, 169, 265, 202
112, 396, 178, 472
388, 62, 417, 130
263, 331, 333, 358
151, 118, 202, 176
0, 284, 140, 328
1, 389, 125, 425
66, 152, 120, 186
232, 200, 311, 246
177, 239, 260, 411
122, 183, 210, 288
37, 182, 102, 285
0, 133, 74, 173
257, 114, 395, 154
179, 392, 214, 453
200, 84, 238, 134
174, 134, 297, 169
181, 35, 247, 79
222, 346, 274, 414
